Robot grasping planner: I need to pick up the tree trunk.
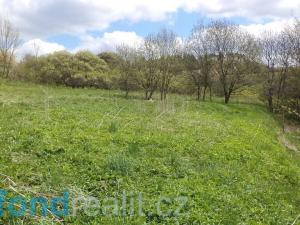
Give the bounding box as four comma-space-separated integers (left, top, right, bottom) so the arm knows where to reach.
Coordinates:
160, 87, 167, 101
266, 84, 274, 112
282, 109, 285, 133
160, 89, 164, 101
203, 86, 207, 101
224, 93, 230, 104
149, 90, 154, 100
145, 91, 149, 100
125, 88, 129, 98
160, 76, 166, 101
268, 96, 273, 113
197, 85, 202, 101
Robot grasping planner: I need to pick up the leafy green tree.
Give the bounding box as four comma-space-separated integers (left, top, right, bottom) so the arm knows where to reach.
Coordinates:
40, 51, 74, 84
74, 51, 108, 76
16, 54, 39, 81
71, 50, 109, 88
98, 51, 122, 69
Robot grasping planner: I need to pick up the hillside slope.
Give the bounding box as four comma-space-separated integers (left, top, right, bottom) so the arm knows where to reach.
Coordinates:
0, 81, 299, 225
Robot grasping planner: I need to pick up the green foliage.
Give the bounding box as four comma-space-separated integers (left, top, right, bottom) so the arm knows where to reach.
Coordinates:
74, 50, 108, 78
41, 51, 74, 84
98, 51, 123, 69
16, 50, 111, 89
15, 55, 38, 81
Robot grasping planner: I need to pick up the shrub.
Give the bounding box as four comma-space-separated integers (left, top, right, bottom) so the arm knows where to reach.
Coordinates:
105, 154, 134, 175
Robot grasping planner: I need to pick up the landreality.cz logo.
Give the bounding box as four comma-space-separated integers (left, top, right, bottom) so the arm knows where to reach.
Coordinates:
0, 189, 188, 218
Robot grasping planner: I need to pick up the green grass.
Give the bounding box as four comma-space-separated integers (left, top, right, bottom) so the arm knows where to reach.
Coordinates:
0, 80, 299, 224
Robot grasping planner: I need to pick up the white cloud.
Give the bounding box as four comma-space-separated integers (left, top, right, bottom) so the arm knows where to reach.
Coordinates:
241, 19, 296, 37
0, 0, 299, 38
0, 0, 182, 38
17, 39, 65, 58
2, 0, 299, 55
73, 31, 143, 53
16, 31, 143, 59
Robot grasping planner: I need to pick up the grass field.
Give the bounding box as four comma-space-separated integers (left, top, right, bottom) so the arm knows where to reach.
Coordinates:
0, 80, 299, 225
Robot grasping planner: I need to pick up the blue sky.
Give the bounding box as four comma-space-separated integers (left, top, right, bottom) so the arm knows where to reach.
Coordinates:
0, 0, 298, 56
47, 10, 201, 50
47, 10, 257, 50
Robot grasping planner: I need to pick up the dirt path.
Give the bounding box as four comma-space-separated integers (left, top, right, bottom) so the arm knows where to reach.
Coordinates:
279, 135, 298, 152
278, 124, 299, 153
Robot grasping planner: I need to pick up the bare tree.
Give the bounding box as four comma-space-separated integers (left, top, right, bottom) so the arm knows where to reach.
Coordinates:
155, 28, 181, 101
116, 44, 138, 98
259, 31, 280, 112
276, 20, 300, 121
139, 34, 159, 100
0, 18, 20, 78
187, 21, 214, 101
289, 19, 300, 66
207, 19, 259, 104
32, 40, 40, 60
276, 31, 293, 103
32, 40, 41, 78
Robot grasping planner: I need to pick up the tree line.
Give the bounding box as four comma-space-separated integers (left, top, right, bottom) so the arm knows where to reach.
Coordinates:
0, 18, 299, 119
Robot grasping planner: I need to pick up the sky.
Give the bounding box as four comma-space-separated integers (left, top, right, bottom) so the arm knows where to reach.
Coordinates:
0, 0, 299, 57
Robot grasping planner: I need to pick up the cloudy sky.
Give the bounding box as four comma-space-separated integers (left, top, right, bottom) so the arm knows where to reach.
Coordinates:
0, 0, 299, 57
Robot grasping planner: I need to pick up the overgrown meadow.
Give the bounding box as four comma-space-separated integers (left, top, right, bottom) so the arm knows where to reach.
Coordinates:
0, 80, 299, 224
